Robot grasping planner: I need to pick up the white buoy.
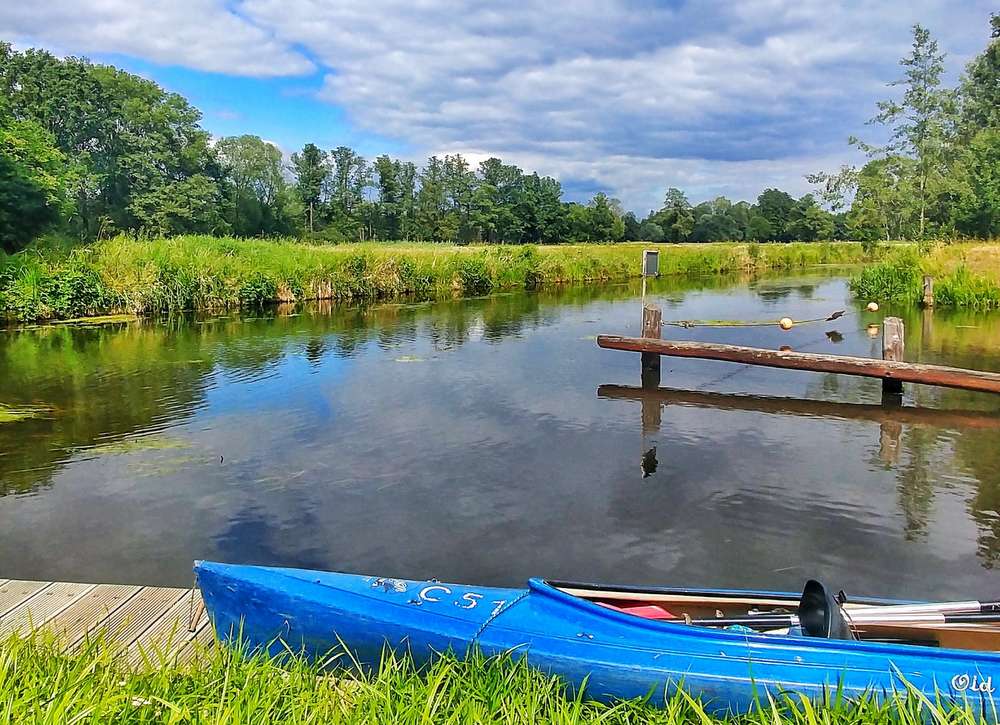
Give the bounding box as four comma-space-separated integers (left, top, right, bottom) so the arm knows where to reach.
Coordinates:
779, 317, 794, 330
867, 302, 879, 312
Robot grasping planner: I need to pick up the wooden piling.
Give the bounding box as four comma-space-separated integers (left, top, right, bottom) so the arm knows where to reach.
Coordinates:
640, 305, 662, 388
882, 317, 904, 397
922, 276, 935, 308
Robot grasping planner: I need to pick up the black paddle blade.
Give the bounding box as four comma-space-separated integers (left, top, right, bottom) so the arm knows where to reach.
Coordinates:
799, 580, 857, 640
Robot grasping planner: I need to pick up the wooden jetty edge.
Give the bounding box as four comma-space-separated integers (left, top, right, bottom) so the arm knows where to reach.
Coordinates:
597, 334, 1000, 395
0, 578, 214, 666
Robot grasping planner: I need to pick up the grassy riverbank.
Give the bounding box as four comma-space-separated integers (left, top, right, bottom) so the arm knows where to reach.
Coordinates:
1, 635, 982, 723
0, 237, 866, 321
851, 243, 1000, 309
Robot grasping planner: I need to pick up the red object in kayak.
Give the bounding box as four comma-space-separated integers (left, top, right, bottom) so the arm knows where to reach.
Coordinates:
595, 601, 677, 620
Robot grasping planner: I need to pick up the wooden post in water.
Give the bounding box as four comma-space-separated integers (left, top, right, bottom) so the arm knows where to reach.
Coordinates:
640, 305, 662, 432
882, 317, 905, 399
922, 276, 935, 308
641, 305, 662, 389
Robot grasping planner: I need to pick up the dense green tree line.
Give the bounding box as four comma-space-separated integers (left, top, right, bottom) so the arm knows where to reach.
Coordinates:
0, 16, 997, 252
286, 146, 625, 245
0, 41, 624, 251
622, 187, 841, 244
809, 16, 1000, 242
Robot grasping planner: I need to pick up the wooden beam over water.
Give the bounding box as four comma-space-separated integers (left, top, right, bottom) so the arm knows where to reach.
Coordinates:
596, 335, 1000, 395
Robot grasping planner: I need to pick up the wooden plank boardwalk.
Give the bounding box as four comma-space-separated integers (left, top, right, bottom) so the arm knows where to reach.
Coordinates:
0, 578, 215, 667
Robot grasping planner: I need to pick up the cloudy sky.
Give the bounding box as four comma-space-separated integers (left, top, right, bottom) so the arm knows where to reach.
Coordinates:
2, 1, 995, 212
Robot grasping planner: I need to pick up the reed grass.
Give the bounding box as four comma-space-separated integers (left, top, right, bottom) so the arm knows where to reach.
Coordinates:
0, 237, 867, 321
850, 252, 925, 305
850, 244, 1000, 309
0, 633, 989, 723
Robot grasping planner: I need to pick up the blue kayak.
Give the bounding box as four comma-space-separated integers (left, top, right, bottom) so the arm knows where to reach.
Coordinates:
194, 561, 999, 715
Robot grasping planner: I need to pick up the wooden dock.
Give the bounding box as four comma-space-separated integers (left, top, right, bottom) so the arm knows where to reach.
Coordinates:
0, 578, 214, 666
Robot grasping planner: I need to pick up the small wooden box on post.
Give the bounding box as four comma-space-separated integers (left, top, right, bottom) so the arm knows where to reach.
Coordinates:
640, 249, 661, 389
882, 317, 904, 399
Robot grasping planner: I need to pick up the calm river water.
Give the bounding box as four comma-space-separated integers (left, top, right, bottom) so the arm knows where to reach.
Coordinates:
2, 271, 1000, 599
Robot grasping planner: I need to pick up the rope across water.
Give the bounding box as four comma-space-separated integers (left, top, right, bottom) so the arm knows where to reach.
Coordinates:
660, 306, 877, 330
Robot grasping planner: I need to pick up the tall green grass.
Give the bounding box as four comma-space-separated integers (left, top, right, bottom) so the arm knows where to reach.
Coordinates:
936, 266, 1000, 308
850, 252, 925, 305
851, 248, 1000, 309
0, 634, 990, 723
1, 237, 868, 322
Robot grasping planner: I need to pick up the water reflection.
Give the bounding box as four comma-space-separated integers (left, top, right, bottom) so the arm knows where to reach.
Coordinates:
1, 272, 999, 598
600, 379, 1000, 552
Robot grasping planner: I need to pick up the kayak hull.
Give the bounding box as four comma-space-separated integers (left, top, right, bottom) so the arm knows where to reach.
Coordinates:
194, 561, 1000, 715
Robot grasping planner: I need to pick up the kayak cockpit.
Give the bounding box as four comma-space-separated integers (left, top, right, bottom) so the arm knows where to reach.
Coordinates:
549, 581, 1000, 652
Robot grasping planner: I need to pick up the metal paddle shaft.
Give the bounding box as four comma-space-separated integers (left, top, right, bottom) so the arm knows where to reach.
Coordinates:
689, 581, 1000, 635
690, 610, 1000, 629
846, 599, 1000, 617
848, 611, 1000, 625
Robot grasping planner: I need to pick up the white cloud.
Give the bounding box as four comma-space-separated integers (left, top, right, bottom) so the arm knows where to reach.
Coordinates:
240, 0, 993, 207
0, 0, 313, 76
2, 0, 995, 209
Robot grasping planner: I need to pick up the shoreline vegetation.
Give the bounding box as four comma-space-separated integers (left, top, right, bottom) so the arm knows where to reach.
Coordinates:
3, 238, 1000, 323
1, 635, 985, 723
850, 243, 1000, 309
1, 238, 870, 322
